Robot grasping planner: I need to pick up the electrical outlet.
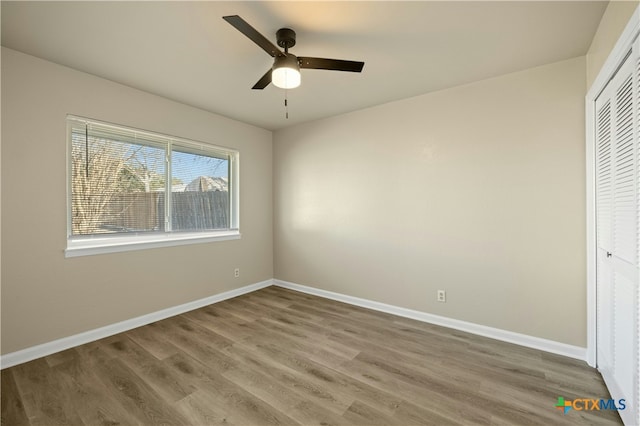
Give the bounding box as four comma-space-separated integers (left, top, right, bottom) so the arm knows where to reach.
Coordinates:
437, 290, 446, 303
234, 268, 240, 278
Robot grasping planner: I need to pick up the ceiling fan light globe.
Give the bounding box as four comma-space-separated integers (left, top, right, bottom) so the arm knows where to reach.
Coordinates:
272, 54, 301, 89
272, 67, 301, 89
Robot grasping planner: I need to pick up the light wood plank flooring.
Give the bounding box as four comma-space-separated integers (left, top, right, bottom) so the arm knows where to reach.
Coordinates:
1, 286, 622, 425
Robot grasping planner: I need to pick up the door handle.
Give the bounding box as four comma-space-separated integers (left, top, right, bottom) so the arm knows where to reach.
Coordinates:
607, 251, 612, 258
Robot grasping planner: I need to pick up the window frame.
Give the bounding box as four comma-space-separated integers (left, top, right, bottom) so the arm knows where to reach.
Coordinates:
65, 115, 240, 258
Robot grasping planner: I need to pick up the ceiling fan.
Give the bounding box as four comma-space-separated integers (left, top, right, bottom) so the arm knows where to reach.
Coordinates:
223, 15, 365, 90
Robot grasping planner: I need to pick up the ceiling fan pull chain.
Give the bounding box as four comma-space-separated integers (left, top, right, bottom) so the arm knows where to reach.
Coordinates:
285, 90, 289, 119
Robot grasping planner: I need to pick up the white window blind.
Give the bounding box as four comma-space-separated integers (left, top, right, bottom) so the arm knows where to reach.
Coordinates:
66, 116, 239, 256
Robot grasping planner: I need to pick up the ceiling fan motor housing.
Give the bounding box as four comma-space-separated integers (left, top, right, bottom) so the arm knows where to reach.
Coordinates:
276, 28, 296, 50
273, 53, 300, 71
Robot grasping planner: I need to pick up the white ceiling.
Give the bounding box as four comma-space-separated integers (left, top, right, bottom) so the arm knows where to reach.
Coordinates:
1, 1, 607, 131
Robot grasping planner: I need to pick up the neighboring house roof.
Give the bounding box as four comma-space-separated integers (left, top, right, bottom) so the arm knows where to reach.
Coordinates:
185, 176, 228, 192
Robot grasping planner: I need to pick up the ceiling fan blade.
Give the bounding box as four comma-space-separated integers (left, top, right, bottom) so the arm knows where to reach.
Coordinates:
252, 69, 272, 90
298, 57, 364, 72
223, 15, 283, 58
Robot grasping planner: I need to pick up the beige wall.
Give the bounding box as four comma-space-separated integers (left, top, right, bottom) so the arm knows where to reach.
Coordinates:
586, 0, 638, 90
1, 48, 273, 354
5, 4, 626, 355
274, 57, 587, 347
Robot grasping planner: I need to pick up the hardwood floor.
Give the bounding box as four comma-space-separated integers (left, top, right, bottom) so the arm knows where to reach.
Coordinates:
1, 286, 622, 425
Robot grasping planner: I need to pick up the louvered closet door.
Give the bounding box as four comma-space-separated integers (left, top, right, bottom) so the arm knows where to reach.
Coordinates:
596, 84, 614, 377
595, 39, 639, 426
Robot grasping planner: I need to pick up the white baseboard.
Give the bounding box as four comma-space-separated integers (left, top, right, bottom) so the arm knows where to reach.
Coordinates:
0, 279, 273, 369
2, 278, 586, 369
274, 279, 587, 361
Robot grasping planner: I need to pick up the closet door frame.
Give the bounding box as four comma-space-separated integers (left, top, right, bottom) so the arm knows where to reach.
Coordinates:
586, 5, 640, 369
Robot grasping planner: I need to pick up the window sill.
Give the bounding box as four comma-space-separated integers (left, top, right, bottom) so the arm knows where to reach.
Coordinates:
65, 230, 241, 258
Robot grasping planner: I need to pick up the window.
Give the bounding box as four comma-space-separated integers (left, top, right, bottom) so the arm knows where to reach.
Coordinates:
66, 116, 239, 257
